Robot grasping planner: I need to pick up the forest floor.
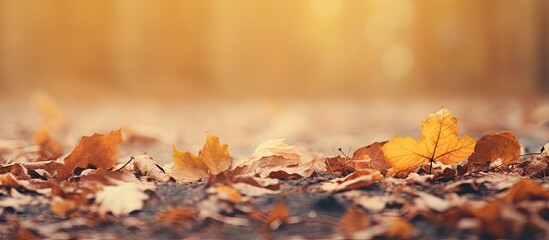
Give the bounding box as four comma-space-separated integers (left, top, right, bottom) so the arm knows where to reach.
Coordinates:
1, 96, 548, 239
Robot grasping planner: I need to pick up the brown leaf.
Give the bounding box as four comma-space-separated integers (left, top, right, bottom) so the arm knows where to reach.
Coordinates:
339, 205, 371, 238
353, 141, 391, 174
57, 130, 123, 180
325, 155, 355, 176
0, 173, 24, 188
230, 155, 314, 180
467, 131, 521, 168
320, 169, 382, 192
171, 133, 232, 181
502, 179, 549, 203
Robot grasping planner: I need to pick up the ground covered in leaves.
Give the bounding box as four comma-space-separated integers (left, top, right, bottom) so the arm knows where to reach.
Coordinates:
1, 95, 548, 239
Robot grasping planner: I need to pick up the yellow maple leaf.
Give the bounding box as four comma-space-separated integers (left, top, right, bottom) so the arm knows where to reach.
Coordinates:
171, 133, 232, 181
382, 108, 476, 175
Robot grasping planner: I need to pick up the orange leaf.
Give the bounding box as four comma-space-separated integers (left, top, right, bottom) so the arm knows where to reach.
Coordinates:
32, 125, 64, 160
502, 179, 549, 203
382, 108, 476, 176
266, 200, 290, 230
215, 184, 242, 203
57, 130, 123, 180
201, 133, 232, 175
467, 131, 521, 167
156, 207, 196, 223
171, 133, 232, 181
339, 206, 371, 238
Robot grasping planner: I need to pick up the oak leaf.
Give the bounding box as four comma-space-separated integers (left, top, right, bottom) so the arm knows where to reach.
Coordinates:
382, 108, 476, 175
57, 130, 123, 180
466, 131, 520, 168
171, 133, 232, 182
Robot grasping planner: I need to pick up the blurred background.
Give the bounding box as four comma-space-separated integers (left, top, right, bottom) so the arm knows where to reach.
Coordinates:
0, 1, 548, 162
1, 0, 548, 99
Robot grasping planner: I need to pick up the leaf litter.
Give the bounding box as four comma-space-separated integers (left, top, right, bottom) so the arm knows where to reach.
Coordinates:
0, 103, 548, 239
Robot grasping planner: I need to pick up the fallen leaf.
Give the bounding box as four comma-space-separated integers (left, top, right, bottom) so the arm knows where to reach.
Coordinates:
0, 173, 25, 188
156, 207, 196, 223
230, 155, 314, 180
119, 154, 171, 182
413, 192, 451, 212
233, 138, 300, 168
50, 197, 78, 216
467, 132, 521, 168
384, 218, 414, 239
382, 108, 476, 176
171, 133, 232, 181
354, 195, 389, 213
95, 180, 154, 216
469, 200, 527, 239
214, 185, 242, 203
502, 179, 549, 203
266, 200, 290, 230
339, 205, 371, 238
353, 141, 391, 174
57, 130, 123, 180
32, 125, 64, 160
320, 170, 382, 192
324, 155, 354, 176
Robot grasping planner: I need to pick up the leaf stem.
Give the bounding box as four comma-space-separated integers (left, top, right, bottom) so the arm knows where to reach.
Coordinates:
115, 156, 134, 172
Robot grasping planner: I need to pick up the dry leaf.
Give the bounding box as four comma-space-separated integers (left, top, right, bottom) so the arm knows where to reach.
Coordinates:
320, 170, 382, 192
339, 205, 371, 238
214, 185, 242, 203
171, 133, 232, 181
385, 218, 414, 239
32, 125, 63, 160
266, 200, 290, 230
467, 132, 521, 168
156, 207, 196, 223
50, 197, 78, 216
95, 181, 154, 216
119, 154, 171, 182
57, 130, 123, 180
233, 138, 300, 168
353, 141, 391, 174
230, 155, 314, 180
502, 179, 549, 203
382, 108, 476, 175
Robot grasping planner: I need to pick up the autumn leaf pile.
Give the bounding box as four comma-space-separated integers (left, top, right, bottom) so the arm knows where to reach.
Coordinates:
1, 105, 548, 239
